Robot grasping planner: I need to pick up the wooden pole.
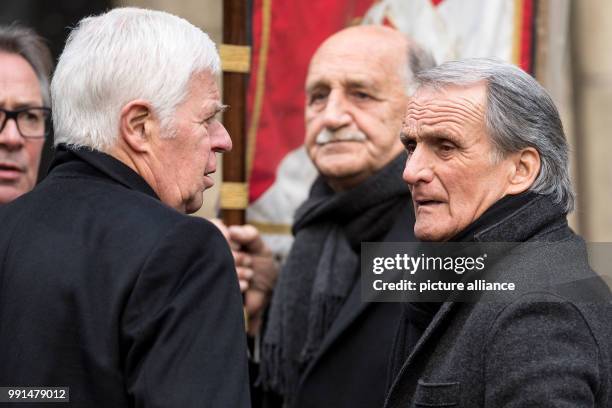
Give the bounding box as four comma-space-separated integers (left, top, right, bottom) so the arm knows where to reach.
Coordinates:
221, 0, 249, 226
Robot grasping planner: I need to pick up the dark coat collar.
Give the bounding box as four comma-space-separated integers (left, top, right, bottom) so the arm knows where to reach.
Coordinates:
402, 193, 570, 317
49, 145, 159, 201
452, 192, 568, 243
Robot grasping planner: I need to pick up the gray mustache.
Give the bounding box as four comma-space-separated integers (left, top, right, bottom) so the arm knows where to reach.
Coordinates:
315, 129, 367, 145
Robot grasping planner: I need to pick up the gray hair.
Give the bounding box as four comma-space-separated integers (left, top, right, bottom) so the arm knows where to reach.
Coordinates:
413, 58, 574, 213
404, 40, 436, 92
51, 7, 220, 151
0, 24, 53, 106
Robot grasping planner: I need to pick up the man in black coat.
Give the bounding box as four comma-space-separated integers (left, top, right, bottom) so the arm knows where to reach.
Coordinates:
0, 8, 250, 407
221, 26, 435, 408
385, 58, 611, 407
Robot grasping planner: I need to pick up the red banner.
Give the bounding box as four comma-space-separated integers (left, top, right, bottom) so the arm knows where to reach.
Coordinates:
247, 0, 375, 202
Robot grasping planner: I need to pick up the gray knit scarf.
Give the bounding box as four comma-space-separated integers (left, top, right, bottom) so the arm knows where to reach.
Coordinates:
260, 153, 411, 405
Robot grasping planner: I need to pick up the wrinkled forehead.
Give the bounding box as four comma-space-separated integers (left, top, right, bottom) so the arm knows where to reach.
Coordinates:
306, 37, 406, 91
402, 84, 486, 136
188, 70, 222, 101
307, 56, 397, 89
0, 52, 43, 106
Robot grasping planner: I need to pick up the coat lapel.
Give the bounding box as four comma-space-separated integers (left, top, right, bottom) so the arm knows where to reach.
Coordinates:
384, 301, 458, 408
300, 277, 370, 379
300, 204, 416, 380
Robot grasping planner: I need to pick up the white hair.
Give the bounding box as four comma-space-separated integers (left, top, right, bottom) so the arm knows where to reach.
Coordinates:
51, 7, 220, 151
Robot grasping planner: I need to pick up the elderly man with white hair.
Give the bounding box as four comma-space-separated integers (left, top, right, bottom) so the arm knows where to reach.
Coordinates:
0, 8, 249, 407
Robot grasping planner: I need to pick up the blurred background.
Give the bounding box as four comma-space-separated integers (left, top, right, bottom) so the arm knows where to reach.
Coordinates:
2, 0, 610, 243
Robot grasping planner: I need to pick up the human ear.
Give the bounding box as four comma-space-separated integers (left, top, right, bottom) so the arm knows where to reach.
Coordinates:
118, 100, 156, 153
506, 147, 541, 195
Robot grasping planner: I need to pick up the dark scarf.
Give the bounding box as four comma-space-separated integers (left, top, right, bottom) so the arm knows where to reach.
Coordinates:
260, 153, 411, 403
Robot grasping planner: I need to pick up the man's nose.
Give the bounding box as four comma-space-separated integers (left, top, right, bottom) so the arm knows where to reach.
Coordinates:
211, 122, 232, 153
321, 91, 351, 130
0, 117, 25, 150
402, 145, 434, 186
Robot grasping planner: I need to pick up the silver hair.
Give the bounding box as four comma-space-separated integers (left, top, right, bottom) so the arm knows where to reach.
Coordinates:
51, 7, 220, 151
413, 58, 574, 213
404, 40, 436, 92
0, 24, 53, 106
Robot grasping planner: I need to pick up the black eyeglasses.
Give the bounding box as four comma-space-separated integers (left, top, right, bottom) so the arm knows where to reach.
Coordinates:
0, 107, 51, 139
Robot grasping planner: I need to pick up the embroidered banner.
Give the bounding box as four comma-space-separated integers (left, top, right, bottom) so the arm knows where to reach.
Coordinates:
246, 0, 535, 255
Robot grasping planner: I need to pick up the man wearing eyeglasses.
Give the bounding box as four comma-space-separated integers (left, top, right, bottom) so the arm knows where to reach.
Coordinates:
0, 25, 53, 204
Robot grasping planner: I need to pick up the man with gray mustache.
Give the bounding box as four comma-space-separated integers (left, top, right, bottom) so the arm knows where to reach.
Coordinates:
314, 128, 367, 145
251, 25, 436, 408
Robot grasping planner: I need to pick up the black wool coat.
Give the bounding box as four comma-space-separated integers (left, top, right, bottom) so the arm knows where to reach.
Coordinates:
385, 195, 612, 408
264, 202, 417, 408
0, 147, 250, 407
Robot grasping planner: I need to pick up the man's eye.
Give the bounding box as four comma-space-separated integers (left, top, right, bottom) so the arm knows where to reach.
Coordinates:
24, 112, 41, 123
438, 142, 456, 155
200, 115, 216, 125
353, 91, 371, 100
308, 92, 327, 105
